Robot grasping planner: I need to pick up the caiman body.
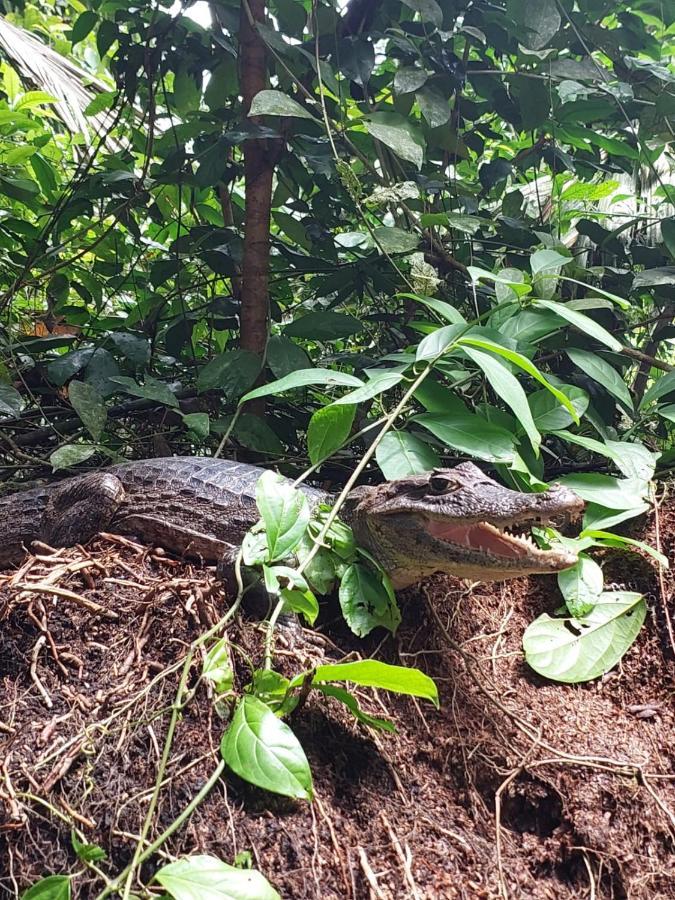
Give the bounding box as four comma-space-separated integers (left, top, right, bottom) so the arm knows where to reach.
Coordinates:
0, 457, 583, 587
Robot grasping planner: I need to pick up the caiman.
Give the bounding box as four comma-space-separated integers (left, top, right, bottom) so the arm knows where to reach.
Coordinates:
0, 457, 583, 588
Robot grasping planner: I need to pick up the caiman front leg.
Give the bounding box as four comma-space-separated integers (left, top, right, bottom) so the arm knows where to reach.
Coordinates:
38, 473, 125, 550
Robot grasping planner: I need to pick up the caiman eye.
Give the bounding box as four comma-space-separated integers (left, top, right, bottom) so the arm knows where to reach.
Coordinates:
429, 474, 458, 494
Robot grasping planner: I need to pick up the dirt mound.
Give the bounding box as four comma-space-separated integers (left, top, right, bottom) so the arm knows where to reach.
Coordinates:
1, 502, 674, 899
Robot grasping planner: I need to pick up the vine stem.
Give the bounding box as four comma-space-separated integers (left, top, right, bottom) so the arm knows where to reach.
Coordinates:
111, 556, 246, 900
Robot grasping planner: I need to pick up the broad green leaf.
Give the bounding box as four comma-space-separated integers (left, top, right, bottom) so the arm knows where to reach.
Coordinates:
197, 350, 261, 397
68, 380, 107, 440
22, 877, 70, 900
530, 248, 571, 300
416, 87, 451, 128
556, 473, 646, 510
338, 564, 401, 637
581, 531, 668, 569
266, 335, 311, 378
528, 386, 588, 431
50, 444, 97, 471
457, 337, 578, 419
110, 376, 178, 408
394, 66, 428, 94
401, 0, 443, 27
554, 432, 658, 481
416, 324, 464, 360
280, 587, 319, 625
202, 638, 234, 695
174, 66, 201, 116
0, 382, 24, 417
241, 368, 363, 403
580, 503, 649, 533
307, 403, 355, 464
220, 696, 313, 800
365, 113, 425, 169
109, 331, 151, 367
534, 299, 622, 351
256, 470, 310, 560
640, 370, 675, 410
557, 556, 604, 618
182, 412, 210, 439
633, 267, 675, 289
398, 293, 466, 324
376, 431, 440, 479
249, 89, 314, 119
333, 370, 404, 405
305, 660, 439, 707
296, 535, 336, 595
523, 592, 646, 683
662, 218, 675, 259
468, 266, 532, 298
464, 346, 540, 454
234, 414, 284, 455
414, 412, 517, 463
565, 348, 633, 410
657, 403, 675, 423
71, 10, 98, 44
372, 226, 419, 253
511, 0, 561, 49
155, 854, 280, 900
70, 831, 106, 863
284, 311, 363, 340
559, 180, 619, 202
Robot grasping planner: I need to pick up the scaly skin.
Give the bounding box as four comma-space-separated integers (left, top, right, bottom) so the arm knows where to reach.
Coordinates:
0, 458, 583, 586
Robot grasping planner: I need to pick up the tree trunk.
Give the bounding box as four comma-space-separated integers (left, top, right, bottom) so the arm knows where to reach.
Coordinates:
238, 0, 273, 389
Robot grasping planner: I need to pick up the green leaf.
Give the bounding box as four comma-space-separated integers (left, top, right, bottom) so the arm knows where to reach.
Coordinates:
640, 370, 675, 410
376, 431, 440, 479
109, 332, 151, 367
266, 335, 311, 378
365, 113, 425, 169
416, 87, 451, 128
280, 587, 319, 625
662, 218, 675, 260
528, 386, 588, 431
458, 336, 579, 422
68, 380, 107, 441
174, 66, 201, 116
559, 180, 620, 202
414, 412, 517, 463
534, 299, 622, 351
554, 432, 658, 482
633, 267, 675, 289
394, 66, 428, 94
220, 696, 313, 800
581, 531, 668, 569
256, 470, 310, 561
155, 854, 280, 900
234, 414, 284, 455
71, 831, 106, 863
182, 412, 210, 439
372, 226, 419, 254
306, 660, 439, 707
296, 535, 336, 595
307, 403, 355, 464
530, 249, 571, 300
202, 638, 234, 695
523, 592, 646, 683
566, 349, 633, 410
316, 684, 396, 732
400, 0, 443, 27
400, 293, 466, 324
22, 876, 70, 900
416, 324, 464, 360
50, 444, 97, 472
0, 382, 24, 417
71, 10, 98, 44
249, 89, 314, 119
241, 368, 363, 403
109, 376, 178, 408
463, 347, 540, 454
284, 311, 363, 340
510, 0, 560, 49
556, 473, 646, 510
0, 175, 40, 202
338, 564, 401, 637
197, 350, 261, 398
333, 370, 404, 406
557, 556, 604, 618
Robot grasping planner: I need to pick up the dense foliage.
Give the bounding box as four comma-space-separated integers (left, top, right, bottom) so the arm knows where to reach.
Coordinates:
1, 1, 674, 894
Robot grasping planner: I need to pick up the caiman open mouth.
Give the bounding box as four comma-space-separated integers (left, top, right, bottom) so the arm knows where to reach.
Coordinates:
424, 517, 576, 566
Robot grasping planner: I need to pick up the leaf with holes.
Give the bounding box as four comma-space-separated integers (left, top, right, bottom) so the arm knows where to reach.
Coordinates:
523, 592, 646, 683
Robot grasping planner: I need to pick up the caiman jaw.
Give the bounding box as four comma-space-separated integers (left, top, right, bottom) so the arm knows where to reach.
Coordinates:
424, 516, 578, 570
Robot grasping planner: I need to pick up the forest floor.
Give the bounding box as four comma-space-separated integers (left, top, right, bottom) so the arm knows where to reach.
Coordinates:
1, 494, 674, 900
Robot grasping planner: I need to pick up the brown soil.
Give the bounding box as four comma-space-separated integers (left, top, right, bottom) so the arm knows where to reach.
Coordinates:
1, 499, 674, 900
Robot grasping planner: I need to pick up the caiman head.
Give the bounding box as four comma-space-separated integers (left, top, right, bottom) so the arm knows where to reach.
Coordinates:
344, 462, 584, 589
